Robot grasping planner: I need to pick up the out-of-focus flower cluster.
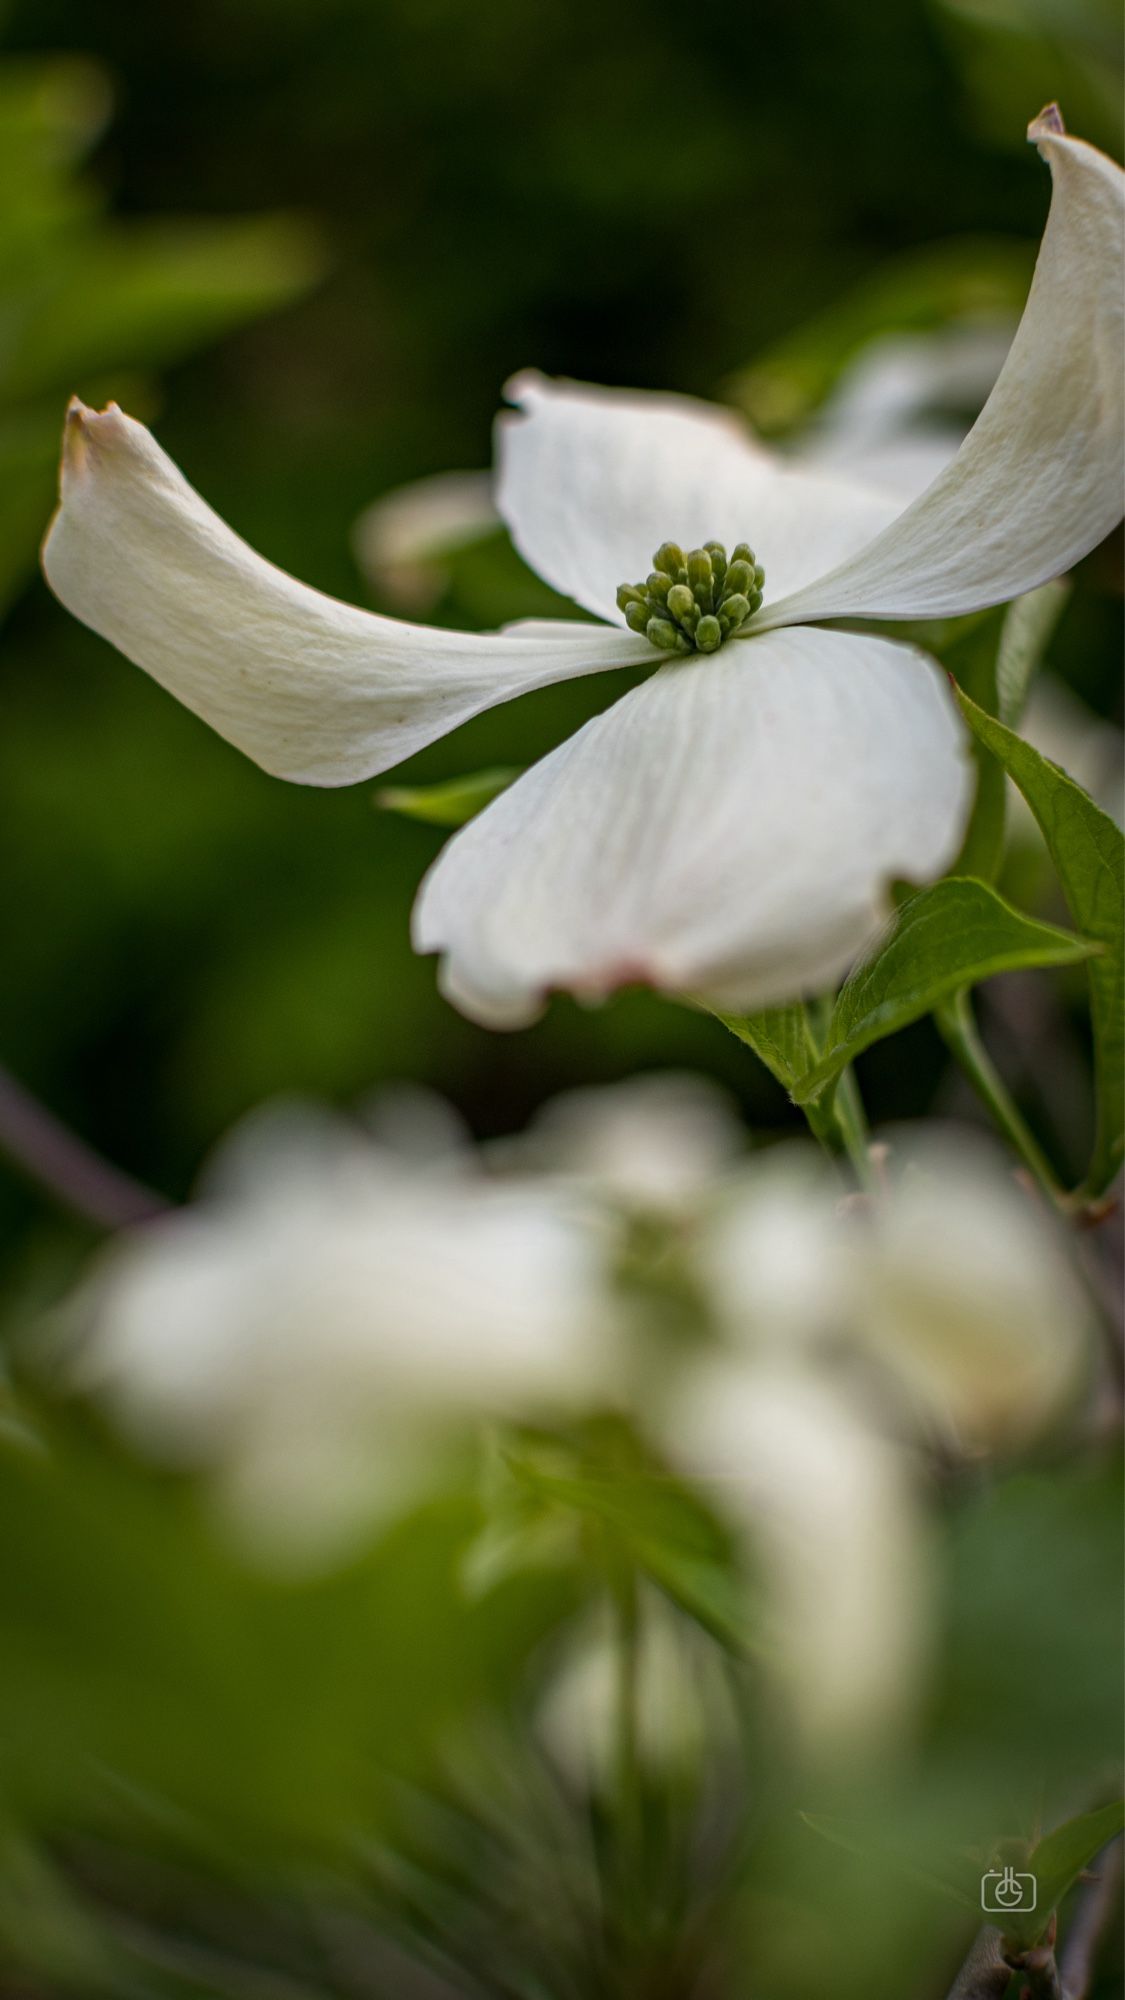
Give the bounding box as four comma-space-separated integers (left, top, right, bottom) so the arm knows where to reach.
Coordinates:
47, 1077, 1090, 1750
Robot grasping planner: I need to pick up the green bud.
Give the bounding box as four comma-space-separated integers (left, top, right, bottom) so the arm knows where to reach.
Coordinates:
616, 536, 763, 653
647, 616, 684, 652
705, 542, 728, 594
718, 592, 750, 634
666, 583, 698, 628
653, 541, 686, 581
687, 549, 714, 613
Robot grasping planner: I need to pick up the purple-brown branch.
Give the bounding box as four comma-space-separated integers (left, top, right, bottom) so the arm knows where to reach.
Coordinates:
0, 1060, 169, 1231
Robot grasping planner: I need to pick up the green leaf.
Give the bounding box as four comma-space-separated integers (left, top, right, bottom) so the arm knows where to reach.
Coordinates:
1003, 1798, 1125, 1948
715, 1003, 820, 1096
957, 692, 1125, 1193
376, 766, 522, 827
716, 1004, 855, 1151
793, 878, 1097, 1105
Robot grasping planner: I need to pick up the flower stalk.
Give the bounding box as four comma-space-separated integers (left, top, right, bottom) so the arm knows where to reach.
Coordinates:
936, 989, 1065, 1206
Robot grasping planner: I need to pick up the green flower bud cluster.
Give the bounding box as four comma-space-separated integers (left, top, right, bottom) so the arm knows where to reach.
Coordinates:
616, 541, 765, 655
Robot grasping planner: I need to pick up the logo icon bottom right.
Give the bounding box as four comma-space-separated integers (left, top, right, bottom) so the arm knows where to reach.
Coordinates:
981, 1864, 1037, 1915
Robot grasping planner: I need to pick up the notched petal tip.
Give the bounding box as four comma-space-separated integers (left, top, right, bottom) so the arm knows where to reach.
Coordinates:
60, 396, 129, 486
1028, 102, 1066, 144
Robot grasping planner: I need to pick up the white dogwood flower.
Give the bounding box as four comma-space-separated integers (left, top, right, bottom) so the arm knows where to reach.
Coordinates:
42, 113, 1123, 1027
59, 1103, 618, 1565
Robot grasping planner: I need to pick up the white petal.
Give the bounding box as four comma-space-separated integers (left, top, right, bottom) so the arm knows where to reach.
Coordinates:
495, 372, 902, 625
41, 402, 649, 785
672, 1360, 930, 1748
759, 116, 1125, 629
860, 1125, 1088, 1451
413, 626, 973, 1028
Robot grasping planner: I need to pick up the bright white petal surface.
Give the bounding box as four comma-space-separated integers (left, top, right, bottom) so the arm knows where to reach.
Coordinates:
495, 373, 902, 625
41, 402, 649, 785
413, 626, 973, 1028
760, 117, 1125, 629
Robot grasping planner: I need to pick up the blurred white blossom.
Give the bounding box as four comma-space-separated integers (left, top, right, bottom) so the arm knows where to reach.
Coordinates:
352, 470, 496, 613
537, 1583, 739, 1787
53, 1077, 1090, 1750
61, 1102, 618, 1564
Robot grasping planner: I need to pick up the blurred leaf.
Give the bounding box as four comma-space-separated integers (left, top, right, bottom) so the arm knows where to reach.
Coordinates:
1008, 1799, 1125, 1949
2, 217, 325, 402
504, 1435, 748, 1650
799, 1813, 977, 1913
376, 765, 523, 828
933, 1461, 1125, 1802
729, 238, 1030, 433
957, 692, 1125, 1193
0, 1413, 576, 1858
0, 52, 324, 627
995, 580, 1070, 729
793, 878, 1096, 1104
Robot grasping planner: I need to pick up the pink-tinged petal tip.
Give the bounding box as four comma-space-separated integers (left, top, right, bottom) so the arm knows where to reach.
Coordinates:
60, 397, 127, 484
1028, 103, 1066, 144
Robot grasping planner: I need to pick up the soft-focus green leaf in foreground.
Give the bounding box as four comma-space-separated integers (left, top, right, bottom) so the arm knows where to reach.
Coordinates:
793, 878, 1096, 1105
799, 1812, 977, 1913
957, 691, 1125, 1194
0, 1412, 574, 1856
375, 765, 523, 828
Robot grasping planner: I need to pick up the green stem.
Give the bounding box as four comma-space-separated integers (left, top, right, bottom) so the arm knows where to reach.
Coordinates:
830, 1065, 876, 1192
609, 1560, 644, 1943
936, 989, 1064, 1203
804, 998, 875, 1191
